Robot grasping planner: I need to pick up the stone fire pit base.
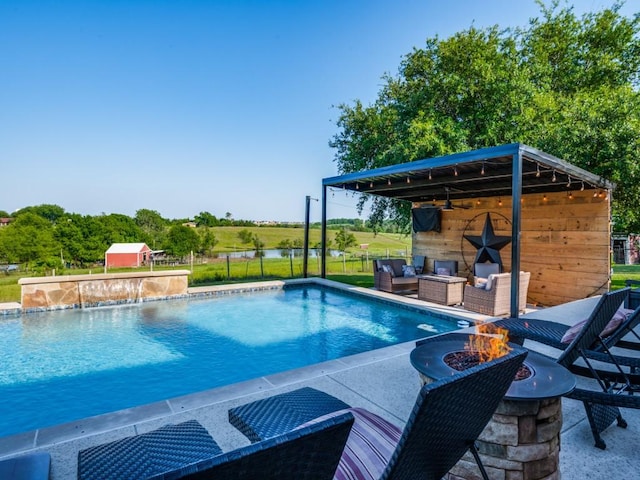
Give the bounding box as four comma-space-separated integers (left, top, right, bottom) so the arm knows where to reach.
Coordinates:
446, 397, 562, 480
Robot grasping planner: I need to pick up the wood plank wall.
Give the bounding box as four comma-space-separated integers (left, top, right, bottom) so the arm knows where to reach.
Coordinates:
412, 190, 611, 307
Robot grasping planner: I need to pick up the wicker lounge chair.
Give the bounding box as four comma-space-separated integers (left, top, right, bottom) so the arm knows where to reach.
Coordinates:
77, 415, 354, 480
493, 287, 640, 449
493, 287, 639, 353
463, 272, 530, 316
229, 349, 527, 480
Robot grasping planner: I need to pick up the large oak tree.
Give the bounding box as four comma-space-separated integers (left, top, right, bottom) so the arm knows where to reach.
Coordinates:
330, 1, 640, 232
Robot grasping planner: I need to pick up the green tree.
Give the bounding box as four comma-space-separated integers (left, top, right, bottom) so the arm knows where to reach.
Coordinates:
335, 228, 357, 253
0, 210, 9, 218
237, 229, 254, 244
14, 204, 66, 223
199, 229, 219, 256
164, 225, 200, 257
194, 211, 218, 227
0, 212, 60, 269
134, 209, 167, 248
251, 234, 265, 257
331, 1, 640, 231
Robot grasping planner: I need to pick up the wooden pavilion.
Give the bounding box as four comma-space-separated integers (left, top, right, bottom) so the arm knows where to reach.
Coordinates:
320, 143, 614, 317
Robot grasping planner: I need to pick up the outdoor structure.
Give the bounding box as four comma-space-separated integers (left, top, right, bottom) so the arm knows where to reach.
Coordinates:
105, 242, 152, 268
321, 143, 614, 314
612, 233, 640, 265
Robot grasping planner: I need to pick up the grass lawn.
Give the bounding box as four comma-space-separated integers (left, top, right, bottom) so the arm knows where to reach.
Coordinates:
2, 261, 640, 305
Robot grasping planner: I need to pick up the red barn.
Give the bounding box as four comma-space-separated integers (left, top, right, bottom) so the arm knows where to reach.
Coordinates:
105, 243, 152, 268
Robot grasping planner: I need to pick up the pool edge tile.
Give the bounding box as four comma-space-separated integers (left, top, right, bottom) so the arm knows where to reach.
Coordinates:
35, 400, 173, 447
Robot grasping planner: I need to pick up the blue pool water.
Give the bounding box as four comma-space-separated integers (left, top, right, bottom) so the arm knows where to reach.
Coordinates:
0, 285, 456, 437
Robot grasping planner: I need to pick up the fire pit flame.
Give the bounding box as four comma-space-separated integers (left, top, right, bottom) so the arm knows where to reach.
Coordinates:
465, 322, 512, 363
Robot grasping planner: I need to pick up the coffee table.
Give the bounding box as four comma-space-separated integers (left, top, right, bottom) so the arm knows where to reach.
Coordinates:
417, 274, 466, 305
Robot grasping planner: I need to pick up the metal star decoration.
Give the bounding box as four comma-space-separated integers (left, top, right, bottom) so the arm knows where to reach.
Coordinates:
463, 213, 511, 268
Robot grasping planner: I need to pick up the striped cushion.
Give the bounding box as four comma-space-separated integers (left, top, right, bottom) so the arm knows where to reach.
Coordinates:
299, 407, 402, 480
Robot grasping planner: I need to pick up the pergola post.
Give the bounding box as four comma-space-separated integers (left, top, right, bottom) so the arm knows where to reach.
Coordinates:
510, 149, 523, 318
321, 185, 327, 278
303, 195, 311, 278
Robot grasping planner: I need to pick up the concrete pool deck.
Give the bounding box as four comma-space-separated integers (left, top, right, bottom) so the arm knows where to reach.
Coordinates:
1, 281, 639, 478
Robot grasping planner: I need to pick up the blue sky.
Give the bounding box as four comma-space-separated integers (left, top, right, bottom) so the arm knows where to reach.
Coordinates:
1, 0, 636, 222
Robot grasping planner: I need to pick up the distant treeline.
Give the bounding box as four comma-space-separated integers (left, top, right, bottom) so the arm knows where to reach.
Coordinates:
0, 204, 406, 271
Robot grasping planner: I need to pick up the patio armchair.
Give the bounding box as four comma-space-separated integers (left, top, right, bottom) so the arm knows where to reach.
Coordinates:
77, 415, 354, 480
412, 255, 427, 274
373, 259, 419, 294
229, 349, 527, 480
433, 259, 458, 276
474, 262, 500, 279
463, 272, 530, 316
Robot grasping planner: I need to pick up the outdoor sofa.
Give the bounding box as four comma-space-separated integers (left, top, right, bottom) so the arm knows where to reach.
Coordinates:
373, 259, 419, 293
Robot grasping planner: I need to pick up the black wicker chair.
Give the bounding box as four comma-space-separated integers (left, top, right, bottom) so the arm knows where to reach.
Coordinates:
492, 287, 640, 449
78, 414, 354, 480
492, 287, 640, 354
552, 291, 640, 449
229, 349, 527, 480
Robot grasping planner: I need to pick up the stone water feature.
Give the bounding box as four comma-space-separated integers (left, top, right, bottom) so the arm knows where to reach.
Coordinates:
19, 270, 190, 310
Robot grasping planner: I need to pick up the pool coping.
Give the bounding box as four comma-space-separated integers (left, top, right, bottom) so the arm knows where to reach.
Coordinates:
0, 277, 490, 457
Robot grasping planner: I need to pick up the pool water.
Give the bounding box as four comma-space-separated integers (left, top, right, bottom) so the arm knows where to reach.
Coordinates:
0, 285, 455, 437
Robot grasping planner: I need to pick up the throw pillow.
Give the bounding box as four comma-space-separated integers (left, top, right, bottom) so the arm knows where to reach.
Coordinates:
484, 273, 497, 291
560, 305, 635, 344
474, 277, 488, 289
436, 267, 450, 276
402, 265, 417, 277
381, 264, 395, 277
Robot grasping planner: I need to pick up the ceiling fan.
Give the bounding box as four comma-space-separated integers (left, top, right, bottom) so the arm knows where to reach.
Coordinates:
440, 187, 470, 210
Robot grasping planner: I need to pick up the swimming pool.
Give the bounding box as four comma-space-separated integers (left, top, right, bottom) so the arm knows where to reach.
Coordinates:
0, 284, 457, 438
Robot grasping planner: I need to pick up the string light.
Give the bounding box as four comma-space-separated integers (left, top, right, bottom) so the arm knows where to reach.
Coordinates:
536, 164, 541, 177
543, 194, 547, 201
428, 169, 432, 180
580, 181, 585, 191
481, 162, 485, 175
552, 170, 557, 182
566, 175, 572, 188
476, 199, 481, 205
369, 181, 373, 188
406, 176, 411, 184
593, 190, 598, 197
355, 183, 359, 190
387, 178, 391, 186
498, 197, 502, 207
568, 191, 573, 200
454, 166, 458, 176
598, 190, 604, 198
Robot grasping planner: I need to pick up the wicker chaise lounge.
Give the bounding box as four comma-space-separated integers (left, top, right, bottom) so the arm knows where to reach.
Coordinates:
463, 272, 531, 316
77, 415, 354, 480
495, 287, 640, 449
229, 349, 527, 480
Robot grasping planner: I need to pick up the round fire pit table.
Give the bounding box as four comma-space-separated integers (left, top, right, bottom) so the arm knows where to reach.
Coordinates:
410, 339, 575, 480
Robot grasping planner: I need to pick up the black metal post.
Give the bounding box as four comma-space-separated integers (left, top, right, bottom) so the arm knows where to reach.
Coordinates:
510, 149, 523, 318
321, 186, 327, 278
303, 195, 311, 278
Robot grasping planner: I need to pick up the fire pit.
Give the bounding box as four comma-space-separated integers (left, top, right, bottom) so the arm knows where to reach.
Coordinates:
411, 337, 575, 480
